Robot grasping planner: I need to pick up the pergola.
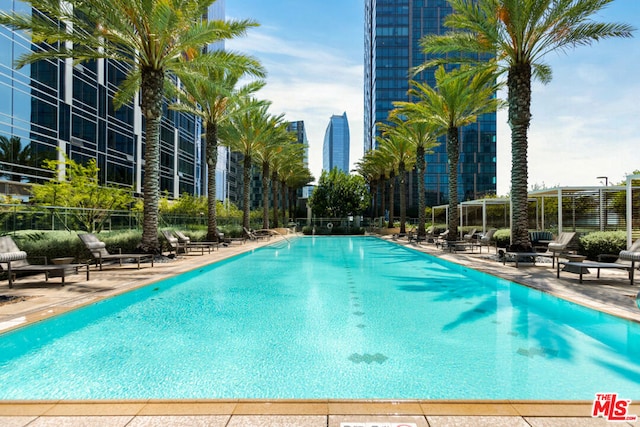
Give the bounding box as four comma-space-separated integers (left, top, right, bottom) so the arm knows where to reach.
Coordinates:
431, 176, 640, 248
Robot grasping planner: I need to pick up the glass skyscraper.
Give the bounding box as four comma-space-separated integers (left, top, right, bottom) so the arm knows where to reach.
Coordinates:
364, 0, 497, 208
322, 112, 350, 173
0, 3, 228, 200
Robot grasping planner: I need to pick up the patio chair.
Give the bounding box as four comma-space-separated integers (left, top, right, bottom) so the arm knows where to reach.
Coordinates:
78, 233, 154, 270
463, 228, 477, 242
479, 228, 497, 253
557, 239, 640, 286
174, 230, 218, 252
546, 232, 577, 267
0, 236, 89, 288
243, 227, 270, 241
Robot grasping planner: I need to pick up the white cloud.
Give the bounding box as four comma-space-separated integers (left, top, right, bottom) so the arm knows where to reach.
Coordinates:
228, 28, 364, 183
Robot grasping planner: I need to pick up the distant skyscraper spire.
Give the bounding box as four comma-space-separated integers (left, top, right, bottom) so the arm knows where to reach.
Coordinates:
322, 112, 350, 173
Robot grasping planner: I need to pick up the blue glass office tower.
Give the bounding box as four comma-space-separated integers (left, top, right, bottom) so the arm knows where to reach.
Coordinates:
322, 112, 350, 173
364, 0, 497, 207
0, 2, 223, 200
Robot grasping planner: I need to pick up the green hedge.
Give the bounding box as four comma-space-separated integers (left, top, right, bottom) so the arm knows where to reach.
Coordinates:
578, 231, 627, 261
302, 226, 365, 235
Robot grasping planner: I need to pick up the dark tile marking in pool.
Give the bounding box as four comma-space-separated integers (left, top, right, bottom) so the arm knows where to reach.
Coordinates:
517, 347, 559, 358
356, 324, 366, 328
348, 353, 389, 364
352, 311, 364, 316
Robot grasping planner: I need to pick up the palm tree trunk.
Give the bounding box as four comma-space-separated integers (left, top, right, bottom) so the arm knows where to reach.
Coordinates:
281, 180, 287, 226
447, 126, 459, 241
508, 63, 533, 251
242, 155, 252, 230
399, 162, 407, 234
206, 121, 218, 241
387, 171, 395, 229
380, 177, 386, 227
371, 180, 378, 221
416, 145, 426, 237
272, 171, 279, 228
288, 187, 295, 223
140, 68, 164, 254
262, 161, 270, 230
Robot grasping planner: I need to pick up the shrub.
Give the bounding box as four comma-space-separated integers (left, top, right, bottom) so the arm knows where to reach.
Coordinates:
578, 231, 627, 261
494, 229, 511, 248
12, 230, 145, 263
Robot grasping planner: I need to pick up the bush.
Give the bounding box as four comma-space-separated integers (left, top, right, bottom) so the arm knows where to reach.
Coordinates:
578, 231, 627, 261
12, 230, 146, 263
494, 229, 511, 248
301, 225, 365, 236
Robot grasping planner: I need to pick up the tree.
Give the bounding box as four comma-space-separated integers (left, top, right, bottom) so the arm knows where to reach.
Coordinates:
252, 115, 291, 230
1, 0, 259, 253
377, 116, 418, 235
383, 106, 440, 238
398, 66, 502, 241
219, 97, 272, 230
308, 168, 369, 218
30, 154, 133, 233
275, 143, 309, 226
417, 0, 634, 250
0, 136, 33, 182
173, 68, 265, 241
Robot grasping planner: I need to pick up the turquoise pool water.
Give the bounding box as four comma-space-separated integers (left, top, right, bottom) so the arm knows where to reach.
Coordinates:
1, 236, 639, 400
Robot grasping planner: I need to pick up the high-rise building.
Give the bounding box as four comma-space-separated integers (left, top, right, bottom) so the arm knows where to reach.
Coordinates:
364, 0, 497, 207
0, 3, 230, 201
322, 112, 350, 173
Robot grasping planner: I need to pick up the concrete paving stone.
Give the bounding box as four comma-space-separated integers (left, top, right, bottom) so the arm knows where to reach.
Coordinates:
26, 415, 134, 427
226, 414, 328, 427
525, 416, 637, 426
0, 416, 38, 427
426, 415, 531, 427
127, 415, 231, 426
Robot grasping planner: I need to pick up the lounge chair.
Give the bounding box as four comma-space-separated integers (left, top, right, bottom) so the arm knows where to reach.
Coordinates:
161, 230, 187, 255
463, 228, 477, 242
78, 233, 154, 270
174, 230, 218, 252
243, 227, 270, 241
557, 239, 640, 285
0, 236, 89, 288
479, 228, 497, 253
547, 232, 577, 263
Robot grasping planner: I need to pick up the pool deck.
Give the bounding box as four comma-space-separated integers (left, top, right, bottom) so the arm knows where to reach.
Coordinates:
0, 233, 639, 427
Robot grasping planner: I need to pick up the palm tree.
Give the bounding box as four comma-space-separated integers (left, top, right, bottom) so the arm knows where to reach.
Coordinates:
377, 116, 418, 235
275, 142, 308, 226
384, 107, 440, 239
252, 115, 291, 230
398, 66, 502, 241
354, 156, 378, 222
0, 136, 32, 182
219, 97, 272, 230
172, 66, 265, 241
0, 0, 259, 253
417, 0, 634, 250
283, 162, 313, 223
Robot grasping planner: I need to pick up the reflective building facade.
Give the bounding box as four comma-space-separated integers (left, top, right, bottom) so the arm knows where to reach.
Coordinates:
322, 112, 350, 173
364, 0, 497, 207
0, 3, 227, 200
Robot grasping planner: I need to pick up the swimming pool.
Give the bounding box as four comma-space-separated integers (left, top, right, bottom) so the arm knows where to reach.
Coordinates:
0, 236, 639, 400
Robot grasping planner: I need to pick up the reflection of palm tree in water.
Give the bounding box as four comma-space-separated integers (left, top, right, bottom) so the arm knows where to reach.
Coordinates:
0, 135, 33, 182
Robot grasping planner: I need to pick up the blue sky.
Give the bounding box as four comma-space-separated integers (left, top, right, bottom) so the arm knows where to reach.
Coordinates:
226, 0, 639, 195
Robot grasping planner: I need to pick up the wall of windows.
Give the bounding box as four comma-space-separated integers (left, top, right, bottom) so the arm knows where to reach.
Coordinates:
364, 0, 497, 210
0, 4, 202, 199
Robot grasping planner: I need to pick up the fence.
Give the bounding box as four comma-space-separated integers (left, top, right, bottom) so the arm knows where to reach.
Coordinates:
0, 204, 247, 234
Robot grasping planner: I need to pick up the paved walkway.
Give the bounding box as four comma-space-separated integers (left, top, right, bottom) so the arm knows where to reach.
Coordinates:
0, 234, 639, 426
